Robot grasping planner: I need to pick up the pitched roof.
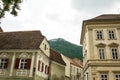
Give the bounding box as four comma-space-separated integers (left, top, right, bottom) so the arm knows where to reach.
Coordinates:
50, 48, 66, 66
0, 30, 44, 49
71, 58, 83, 68
65, 56, 83, 68
85, 14, 120, 22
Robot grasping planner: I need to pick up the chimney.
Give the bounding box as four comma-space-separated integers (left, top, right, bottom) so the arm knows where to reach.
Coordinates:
0, 27, 3, 32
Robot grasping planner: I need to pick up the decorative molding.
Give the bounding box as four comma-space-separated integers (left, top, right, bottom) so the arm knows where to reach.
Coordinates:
108, 42, 119, 47
16, 70, 27, 76
19, 53, 29, 58
96, 43, 106, 47
87, 27, 93, 31
117, 28, 120, 30
0, 53, 9, 58
0, 69, 6, 76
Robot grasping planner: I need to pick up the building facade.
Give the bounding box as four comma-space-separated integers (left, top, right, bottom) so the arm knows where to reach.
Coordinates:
0, 30, 50, 80
61, 54, 83, 80
80, 14, 120, 80
70, 58, 83, 80
50, 49, 66, 80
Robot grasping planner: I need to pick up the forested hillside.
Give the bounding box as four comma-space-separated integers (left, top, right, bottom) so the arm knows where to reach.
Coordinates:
49, 38, 83, 60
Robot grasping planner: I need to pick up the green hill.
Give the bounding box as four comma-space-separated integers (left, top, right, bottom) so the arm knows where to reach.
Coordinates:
49, 38, 83, 60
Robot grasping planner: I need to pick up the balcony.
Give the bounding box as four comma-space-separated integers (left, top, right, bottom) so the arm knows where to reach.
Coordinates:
0, 69, 6, 76
16, 69, 28, 76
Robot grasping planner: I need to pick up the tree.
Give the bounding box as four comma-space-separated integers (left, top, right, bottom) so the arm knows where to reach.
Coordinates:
0, 0, 23, 18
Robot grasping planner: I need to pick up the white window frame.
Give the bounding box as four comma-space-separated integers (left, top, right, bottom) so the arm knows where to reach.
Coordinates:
0, 58, 7, 69
19, 58, 27, 69
111, 48, 119, 59
98, 48, 105, 59
114, 73, 120, 80
96, 30, 103, 40
108, 30, 116, 39
100, 73, 108, 80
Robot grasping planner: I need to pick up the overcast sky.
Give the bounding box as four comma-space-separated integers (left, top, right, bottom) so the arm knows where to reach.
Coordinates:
1, 0, 120, 45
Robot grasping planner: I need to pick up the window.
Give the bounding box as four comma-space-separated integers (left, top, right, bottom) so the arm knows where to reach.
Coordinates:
45, 65, 49, 74
38, 60, 44, 72
98, 48, 105, 59
114, 73, 120, 80
19, 58, 27, 69
0, 58, 8, 69
108, 30, 116, 39
45, 44, 47, 50
111, 48, 118, 59
96, 30, 103, 39
14, 58, 31, 69
100, 73, 108, 80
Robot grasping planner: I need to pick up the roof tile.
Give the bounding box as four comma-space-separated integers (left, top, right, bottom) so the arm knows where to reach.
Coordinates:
0, 30, 44, 49
50, 49, 66, 66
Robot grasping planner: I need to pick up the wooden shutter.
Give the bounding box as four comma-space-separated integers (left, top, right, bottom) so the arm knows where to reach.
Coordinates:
4, 58, 9, 68
26, 59, 31, 69
47, 66, 50, 74
38, 60, 41, 71
41, 62, 44, 72
45, 65, 47, 74
14, 58, 20, 69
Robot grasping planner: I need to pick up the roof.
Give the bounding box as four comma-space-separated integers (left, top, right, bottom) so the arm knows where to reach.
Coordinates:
0, 30, 44, 49
71, 58, 83, 68
85, 14, 120, 22
50, 48, 66, 66
64, 55, 83, 68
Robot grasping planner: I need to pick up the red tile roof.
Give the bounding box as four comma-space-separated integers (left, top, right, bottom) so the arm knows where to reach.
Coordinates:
65, 56, 83, 68
50, 49, 66, 66
0, 30, 44, 49
71, 58, 83, 68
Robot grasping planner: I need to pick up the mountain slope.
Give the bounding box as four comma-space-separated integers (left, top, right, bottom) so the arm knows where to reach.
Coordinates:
49, 38, 83, 60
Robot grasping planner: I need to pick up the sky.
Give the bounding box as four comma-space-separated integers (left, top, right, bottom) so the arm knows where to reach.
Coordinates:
1, 0, 120, 45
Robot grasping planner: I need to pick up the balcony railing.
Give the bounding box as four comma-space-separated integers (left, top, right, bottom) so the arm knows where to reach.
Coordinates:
0, 69, 5, 76
16, 69, 28, 76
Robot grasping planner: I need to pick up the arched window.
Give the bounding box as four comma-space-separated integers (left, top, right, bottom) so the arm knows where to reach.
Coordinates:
0, 53, 9, 69
14, 53, 31, 69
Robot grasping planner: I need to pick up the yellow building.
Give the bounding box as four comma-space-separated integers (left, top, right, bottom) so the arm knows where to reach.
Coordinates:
50, 49, 66, 80
61, 54, 83, 80
70, 58, 83, 80
80, 14, 120, 80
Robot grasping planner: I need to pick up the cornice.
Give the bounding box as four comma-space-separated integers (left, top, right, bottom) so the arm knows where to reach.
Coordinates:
83, 59, 120, 72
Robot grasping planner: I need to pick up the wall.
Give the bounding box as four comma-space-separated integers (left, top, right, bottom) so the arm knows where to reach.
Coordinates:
50, 61, 65, 80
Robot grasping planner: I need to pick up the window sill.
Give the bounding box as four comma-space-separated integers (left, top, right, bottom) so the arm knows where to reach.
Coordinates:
96, 39, 105, 40
108, 38, 117, 40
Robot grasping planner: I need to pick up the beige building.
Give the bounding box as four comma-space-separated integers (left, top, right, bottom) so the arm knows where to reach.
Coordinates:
80, 14, 120, 80
50, 49, 66, 80
61, 54, 83, 80
0, 30, 50, 80
70, 58, 83, 80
